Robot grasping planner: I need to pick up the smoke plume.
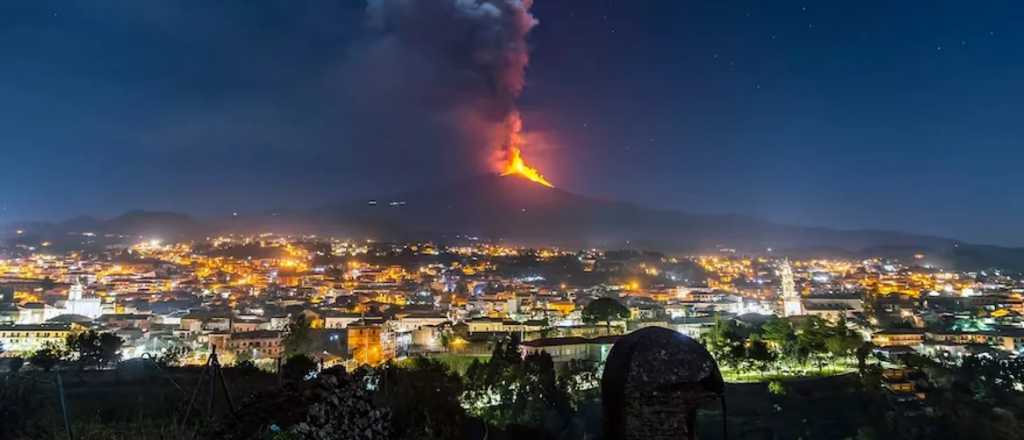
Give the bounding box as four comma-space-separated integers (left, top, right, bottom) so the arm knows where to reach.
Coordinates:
356, 0, 538, 172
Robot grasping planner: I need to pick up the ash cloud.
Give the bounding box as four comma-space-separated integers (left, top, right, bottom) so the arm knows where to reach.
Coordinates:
346, 0, 538, 171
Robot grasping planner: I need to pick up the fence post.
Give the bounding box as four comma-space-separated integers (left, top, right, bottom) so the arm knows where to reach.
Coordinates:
55, 372, 73, 440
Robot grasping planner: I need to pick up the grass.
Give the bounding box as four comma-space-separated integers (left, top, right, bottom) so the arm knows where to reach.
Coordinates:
423, 353, 491, 375
719, 359, 858, 383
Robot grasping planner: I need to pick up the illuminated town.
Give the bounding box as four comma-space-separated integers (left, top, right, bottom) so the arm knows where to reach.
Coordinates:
4, 233, 1024, 372
6, 0, 1024, 439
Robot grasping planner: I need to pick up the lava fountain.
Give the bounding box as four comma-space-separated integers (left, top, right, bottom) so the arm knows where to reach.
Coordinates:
498, 112, 554, 188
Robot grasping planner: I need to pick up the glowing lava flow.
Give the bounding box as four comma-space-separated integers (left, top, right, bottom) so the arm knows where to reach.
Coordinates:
498, 112, 554, 188
501, 146, 553, 188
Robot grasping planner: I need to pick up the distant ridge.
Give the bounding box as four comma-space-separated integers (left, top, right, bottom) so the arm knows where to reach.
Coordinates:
5, 175, 1024, 271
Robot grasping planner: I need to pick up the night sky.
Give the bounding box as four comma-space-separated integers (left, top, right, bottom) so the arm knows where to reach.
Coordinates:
2, 1, 1022, 245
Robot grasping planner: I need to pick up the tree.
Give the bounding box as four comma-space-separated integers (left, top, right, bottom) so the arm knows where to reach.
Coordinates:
796, 316, 829, 370
762, 317, 796, 355
517, 352, 572, 429
704, 314, 745, 371
156, 344, 191, 367
232, 358, 261, 375
462, 337, 571, 432
97, 332, 125, 366
283, 314, 316, 357
560, 360, 601, 409
856, 342, 875, 374
581, 297, 630, 328
746, 338, 776, 376
29, 343, 64, 372
823, 316, 861, 362
66, 331, 123, 369
282, 354, 318, 382
231, 344, 259, 373
66, 331, 100, 369
375, 357, 466, 440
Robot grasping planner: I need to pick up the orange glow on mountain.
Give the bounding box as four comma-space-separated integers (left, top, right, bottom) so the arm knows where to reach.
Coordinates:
498, 112, 554, 188
501, 146, 553, 188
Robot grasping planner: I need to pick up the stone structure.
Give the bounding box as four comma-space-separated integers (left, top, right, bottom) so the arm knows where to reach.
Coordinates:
601, 326, 724, 440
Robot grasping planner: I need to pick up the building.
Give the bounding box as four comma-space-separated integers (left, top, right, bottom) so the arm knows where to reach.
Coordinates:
780, 261, 803, 317
986, 328, 1024, 352
881, 368, 927, 401
872, 329, 925, 348
63, 278, 102, 319
390, 312, 448, 333
347, 321, 394, 366
802, 293, 863, 321
15, 303, 63, 324
97, 313, 152, 331
323, 312, 365, 329
208, 330, 284, 360
519, 335, 620, 367
668, 315, 718, 339
0, 323, 83, 353
465, 317, 545, 335
230, 318, 265, 333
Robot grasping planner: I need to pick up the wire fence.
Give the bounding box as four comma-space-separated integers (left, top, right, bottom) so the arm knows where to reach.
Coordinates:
1, 353, 276, 440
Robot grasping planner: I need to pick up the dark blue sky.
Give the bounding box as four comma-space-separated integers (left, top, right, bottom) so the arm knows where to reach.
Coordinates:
2, 1, 1022, 245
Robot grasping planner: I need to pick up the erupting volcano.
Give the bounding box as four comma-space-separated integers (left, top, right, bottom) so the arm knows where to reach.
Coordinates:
497, 112, 554, 188
501, 146, 553, 188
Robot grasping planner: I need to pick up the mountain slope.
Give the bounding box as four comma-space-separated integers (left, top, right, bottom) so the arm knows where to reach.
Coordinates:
6, 175, 1024, 271
312, 174, 955, 251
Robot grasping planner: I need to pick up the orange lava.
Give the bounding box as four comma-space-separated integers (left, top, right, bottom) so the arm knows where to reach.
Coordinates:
498, 112, 554, 188
501, 146, 553, 188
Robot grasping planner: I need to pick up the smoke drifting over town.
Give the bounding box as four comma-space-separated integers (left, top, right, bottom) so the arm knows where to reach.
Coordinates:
351, 0, 538, 171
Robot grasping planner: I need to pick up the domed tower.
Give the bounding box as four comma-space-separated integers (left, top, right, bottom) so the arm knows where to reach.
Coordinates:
68, 277, 85, 301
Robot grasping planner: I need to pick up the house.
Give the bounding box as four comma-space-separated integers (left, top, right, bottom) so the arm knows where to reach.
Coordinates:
322, 311, 364, 329
872, 329, 925, 348
465, 317, 545, 335
0, 323, 84, 353
986, 327, 1024, 352
97, 313, 153, 331
802, 293, 864, 321
519, 335, 620, 367
390, 312, 448, 333
802, 302, 856, 321
208, 330, 284, 360
347, 321, 394, 366
881, 368, 927, 401
230, 318, 265, 333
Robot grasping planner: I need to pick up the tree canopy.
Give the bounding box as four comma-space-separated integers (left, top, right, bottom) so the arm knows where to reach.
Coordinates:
28, 342, 64, 372
283, 314, 316, 357
581, 297, 630, 327
705, 314, 864, 379
66, 330, 124, 370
